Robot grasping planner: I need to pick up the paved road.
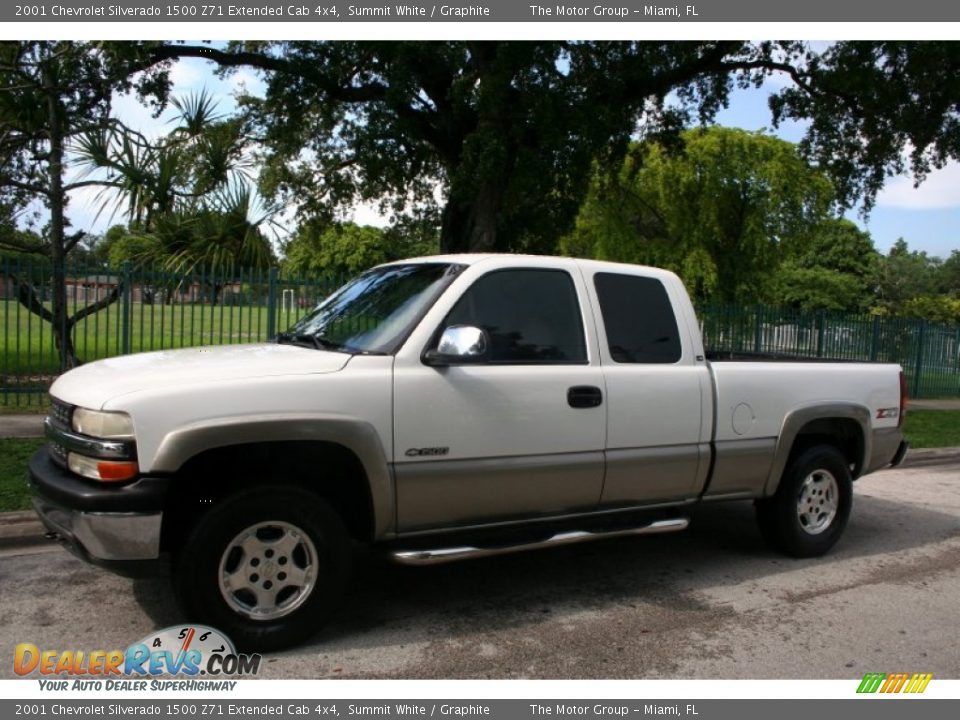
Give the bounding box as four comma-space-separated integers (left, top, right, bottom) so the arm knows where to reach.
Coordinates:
2, 458, 959, 680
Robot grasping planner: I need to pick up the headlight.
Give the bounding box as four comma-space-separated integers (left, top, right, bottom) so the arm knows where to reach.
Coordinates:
71, 408, 135, 439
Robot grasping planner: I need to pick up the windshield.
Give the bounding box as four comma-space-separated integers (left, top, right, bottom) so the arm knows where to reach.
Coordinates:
279, 263, 464, 355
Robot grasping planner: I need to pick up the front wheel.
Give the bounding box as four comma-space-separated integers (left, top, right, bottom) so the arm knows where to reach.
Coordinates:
755, 445, 853, 558
173, 486, 352, 652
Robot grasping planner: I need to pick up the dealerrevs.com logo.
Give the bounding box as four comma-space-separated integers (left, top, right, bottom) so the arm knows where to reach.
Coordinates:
857, 672, 933, 694
14, 625, 260, 691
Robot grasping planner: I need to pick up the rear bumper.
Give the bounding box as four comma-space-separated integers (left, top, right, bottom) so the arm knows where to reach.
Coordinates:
28, 448, 170, 576
890, 440, 910, 468
864, 428, 908, 475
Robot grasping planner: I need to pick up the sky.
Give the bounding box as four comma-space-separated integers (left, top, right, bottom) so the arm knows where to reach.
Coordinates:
712, 76, 960, 260
65, 53, 960, 261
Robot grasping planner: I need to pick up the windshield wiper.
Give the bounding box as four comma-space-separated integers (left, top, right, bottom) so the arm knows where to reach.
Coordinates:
276, 332, 351, 353
313, 335, 349, 352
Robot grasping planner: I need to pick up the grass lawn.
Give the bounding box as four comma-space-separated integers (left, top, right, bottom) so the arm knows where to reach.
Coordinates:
1, 299, 311, 376
0, 411, 957, 513
902, 409, 960, 449
0, 438, 44, 512
0, 403, 49, 414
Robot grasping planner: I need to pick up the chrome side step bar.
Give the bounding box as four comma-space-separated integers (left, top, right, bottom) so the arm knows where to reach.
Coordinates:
390, 517, 689, 566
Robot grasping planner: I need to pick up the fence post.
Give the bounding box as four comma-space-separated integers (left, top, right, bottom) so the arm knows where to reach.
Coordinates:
266, 266, 278, 340
954, 327, 960, 396
754, 305, 763, 354
956, 327, 960, 372
913, 320, 926, 398
816, 311, 825, 358
121, 261, 132, 355
55, 255, 67, 373
870, 315, 881, 361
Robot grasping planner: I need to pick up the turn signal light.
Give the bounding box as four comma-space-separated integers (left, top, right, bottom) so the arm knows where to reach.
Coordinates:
96, 461, 139, 482
67, 453, 138, 482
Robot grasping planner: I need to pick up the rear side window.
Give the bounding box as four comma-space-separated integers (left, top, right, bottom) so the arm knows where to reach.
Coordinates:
594, 273, 682, 364
443, 269, 587, 364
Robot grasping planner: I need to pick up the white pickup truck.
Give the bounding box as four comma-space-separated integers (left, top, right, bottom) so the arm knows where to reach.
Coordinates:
30, 254, 908, 650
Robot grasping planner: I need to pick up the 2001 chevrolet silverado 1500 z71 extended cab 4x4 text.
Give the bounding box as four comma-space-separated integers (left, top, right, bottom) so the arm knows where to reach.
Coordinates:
30, 255, 908, 650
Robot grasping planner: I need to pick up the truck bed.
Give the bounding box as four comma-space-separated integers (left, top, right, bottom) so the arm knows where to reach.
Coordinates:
708, 359, 902, 444
707, 350, 861, 363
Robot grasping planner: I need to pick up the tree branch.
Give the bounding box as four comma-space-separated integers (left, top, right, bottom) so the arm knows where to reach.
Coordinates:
67, 284, 121, 327
717, 58, 858, 107
64, 230, 86, 253
646, 42, 745, 100
718, 60, 819, 95
148, 43, 394, 105
15, 278, 54, 323
148, 44, 290, 74
0, 82, 39, 93
0, 177, 49, 196
62, 179, 122, 192
0, 238, 49, 256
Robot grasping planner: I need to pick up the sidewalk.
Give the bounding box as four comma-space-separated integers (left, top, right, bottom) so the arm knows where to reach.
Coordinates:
908, 398, 960, 410
0, 414, 45, 438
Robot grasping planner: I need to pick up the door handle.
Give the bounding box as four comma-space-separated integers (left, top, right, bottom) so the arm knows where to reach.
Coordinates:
567, 385, 603, 408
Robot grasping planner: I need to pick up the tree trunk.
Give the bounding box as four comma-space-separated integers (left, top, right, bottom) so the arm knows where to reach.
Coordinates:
439, 182, 503, 254
43, 62, 78, 371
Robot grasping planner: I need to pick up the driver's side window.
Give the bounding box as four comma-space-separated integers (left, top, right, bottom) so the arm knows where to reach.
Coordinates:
442, 269, 587, 364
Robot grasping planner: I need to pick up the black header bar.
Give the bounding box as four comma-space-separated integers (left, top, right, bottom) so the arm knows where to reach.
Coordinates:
5, 1, 959, 23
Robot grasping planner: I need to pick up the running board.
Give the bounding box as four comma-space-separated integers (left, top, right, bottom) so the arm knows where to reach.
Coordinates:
390, 517, 689, 566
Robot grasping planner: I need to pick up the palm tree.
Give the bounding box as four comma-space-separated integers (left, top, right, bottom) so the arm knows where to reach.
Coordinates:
74, 89, 275, 278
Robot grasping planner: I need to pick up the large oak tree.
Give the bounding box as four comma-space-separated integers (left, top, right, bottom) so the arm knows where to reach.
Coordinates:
145, 41, 960, 254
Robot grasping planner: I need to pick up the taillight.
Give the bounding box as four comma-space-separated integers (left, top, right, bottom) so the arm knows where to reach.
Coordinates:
899, 370, 908, 428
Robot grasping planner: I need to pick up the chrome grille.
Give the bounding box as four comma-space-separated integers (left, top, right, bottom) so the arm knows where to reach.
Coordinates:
51, 399, 73, 428
48, 441, 68, 467
48, 399, 73, 467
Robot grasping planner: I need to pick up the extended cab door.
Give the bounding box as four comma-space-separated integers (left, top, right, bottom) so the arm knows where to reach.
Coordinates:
581, 265, 713, 506
392, 259, 607, 533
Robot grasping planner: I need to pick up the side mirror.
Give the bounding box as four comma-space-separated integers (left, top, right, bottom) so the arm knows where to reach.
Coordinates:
423, 325, 490, 366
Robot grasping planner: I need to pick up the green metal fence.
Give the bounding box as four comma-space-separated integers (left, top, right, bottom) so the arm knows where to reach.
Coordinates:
1, 258, 345, 406
2, 258, 959, 405
699, 304, 960, 398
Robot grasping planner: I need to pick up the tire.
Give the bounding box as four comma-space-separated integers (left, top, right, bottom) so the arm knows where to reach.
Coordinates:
172, 486, 352, 652
755, 444, 852, 558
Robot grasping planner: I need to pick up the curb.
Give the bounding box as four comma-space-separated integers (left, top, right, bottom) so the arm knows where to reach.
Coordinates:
898, 446, 960, 468
0, 510, 48, 549
1, 447, 957, 551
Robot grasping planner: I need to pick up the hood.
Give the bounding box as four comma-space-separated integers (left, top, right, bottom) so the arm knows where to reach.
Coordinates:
49, 343, 352, 409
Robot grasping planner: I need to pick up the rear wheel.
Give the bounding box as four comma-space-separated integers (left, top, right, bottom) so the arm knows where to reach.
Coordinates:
173, 486, 351, 651
756, 444, 852, 558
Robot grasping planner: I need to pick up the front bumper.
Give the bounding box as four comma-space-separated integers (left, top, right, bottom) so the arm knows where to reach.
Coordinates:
28, 448, 170, 575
